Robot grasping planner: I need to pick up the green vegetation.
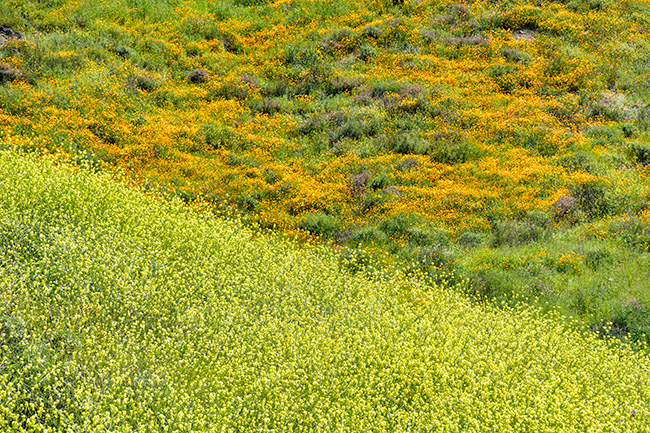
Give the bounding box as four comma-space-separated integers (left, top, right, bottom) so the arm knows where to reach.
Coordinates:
1, 151, 649, 431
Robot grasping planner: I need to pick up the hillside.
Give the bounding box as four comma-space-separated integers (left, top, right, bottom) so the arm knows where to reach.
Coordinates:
3, 0, 650, 342
1, 150, 649, 431
2, 0, 650, 427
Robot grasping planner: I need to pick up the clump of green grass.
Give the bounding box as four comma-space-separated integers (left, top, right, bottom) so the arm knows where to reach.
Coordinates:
1, 150, 649, 431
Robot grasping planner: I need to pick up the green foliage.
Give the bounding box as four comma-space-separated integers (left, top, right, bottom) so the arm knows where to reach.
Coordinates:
382, 131, 429, 155
627, 142, 650, 165
362, 25, 382, 39
492, 211, 552, 247
486, 6, 546, 31
564, 0, 611, 12
328, 110, 381, 143
430, 138, 484, 164
358, 44, 377, 61
607, 215, 650, 251
321, 28, 359, 55
485, 64, 519, 92
209, 81, 250, 100
128, 75, 157, 92
262, 168, 281, 184
247, 97, 284, 115
227, 151, 260, 167
351, 226, 389, 245
571, 180, 616, 220
515, 128, 559, 156
233, 0, 270, 7
281, 43, 321, 68
379, 212, 417, 237
297, 211, 340, 237
457, 231, 486, 248
467, 267, 518, 300
199, 124, 250, 150
501, 47, 532, 65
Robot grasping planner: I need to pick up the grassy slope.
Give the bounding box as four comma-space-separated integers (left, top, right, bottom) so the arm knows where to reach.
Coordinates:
3, 0, 650, 343
1, 151, 649, 431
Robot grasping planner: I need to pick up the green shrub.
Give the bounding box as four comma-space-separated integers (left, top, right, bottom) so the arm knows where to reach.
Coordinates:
281, 44, 321, 68
296, 115, 326, 136
527, 210, 553, 231
359, 192, 388, 213
501, 47, 532, 65
382, 132, 429, 154
622, 123, 639, 138
583, 247, 615, 270
627, 142, 650, 165
326, 76, 363, 95
362, 25, 382, 39
233, 0, 270, 6
565, 0, 611, 12
492, 211, 552, 247
209, 82, 249, 100
368, 173, 390, 191
330, 121, 365, 142
351, 226, 389, 245
586, 94, 635, 122
457, 231, 485, 248
199, 125, 250, 150
571, 180, 615, 220
406, 226, 436, 246
358, 44, 377, 61
247, 98, 284, 115
219, 33, 243, 54
486, 7, 545, 31
262, 168, 282, 184
379, 213, 417, 237
544, 47, 589, 92
181, 16, 221, 41
321, 28, 359, 55
297, 212, 340, 237
238, 194, 260, 210
128, 75, 157, 92
466, 268, 516, 300
0, 63, 21, 84
261, 79, 291, 97
559, 152, 601, 174
227, 152, 260, 168
328, 112, 380, 143
430, 139, 483, 164
369, 80, 405, 98
412, 245, 455, 272
585, 124, 625, 141
187, 68, 210, 84
380, 18, 412, 50
485, 64, 519, 92
607, 215, 650, 250
396, 156, 419, 171
0, 85, 29, 115
514, 129, 559, 156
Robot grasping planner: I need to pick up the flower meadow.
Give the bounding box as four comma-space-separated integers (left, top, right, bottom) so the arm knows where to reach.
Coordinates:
1, 150, 649, 431
3, 0, 650, 428
0, 0, 650, 342
3, 0, 650, 341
